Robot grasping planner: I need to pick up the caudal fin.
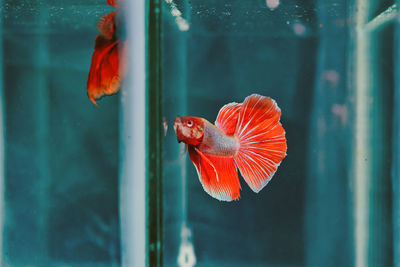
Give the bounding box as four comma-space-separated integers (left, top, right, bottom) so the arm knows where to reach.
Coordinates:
87, 36, 120, 105
233, 94, 287, 192
188, 146, 241, 201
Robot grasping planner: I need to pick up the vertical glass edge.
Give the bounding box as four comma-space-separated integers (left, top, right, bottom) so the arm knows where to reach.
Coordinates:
392, 1, 400, 265
146, 0, 163, 266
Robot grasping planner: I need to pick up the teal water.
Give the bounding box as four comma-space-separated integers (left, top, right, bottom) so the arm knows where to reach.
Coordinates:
1, 1, 120, 266
1, 0, 399, 266
161, 0, 397, 266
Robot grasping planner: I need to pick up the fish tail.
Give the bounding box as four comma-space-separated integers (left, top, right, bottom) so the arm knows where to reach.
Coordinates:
233, 94, 287, 192
87, 37, 120, 105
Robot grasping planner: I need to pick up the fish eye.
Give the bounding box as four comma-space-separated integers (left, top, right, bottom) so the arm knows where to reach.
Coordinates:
187, 120, 193, 127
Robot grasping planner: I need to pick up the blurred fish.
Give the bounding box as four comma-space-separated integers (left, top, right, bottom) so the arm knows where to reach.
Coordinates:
107, 0, 118, 6
87, 0, 127, 105
174, 94, 287, 201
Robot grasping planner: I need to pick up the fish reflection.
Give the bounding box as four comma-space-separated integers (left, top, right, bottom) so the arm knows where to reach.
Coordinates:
87, 0, 127, 105
163, 117, 168, 136
174, 94, 287, 201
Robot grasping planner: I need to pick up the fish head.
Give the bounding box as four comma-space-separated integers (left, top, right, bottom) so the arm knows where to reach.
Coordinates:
174, 116, 204, 146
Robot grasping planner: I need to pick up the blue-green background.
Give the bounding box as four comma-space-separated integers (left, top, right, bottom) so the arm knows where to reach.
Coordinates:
1, 0, 399, 266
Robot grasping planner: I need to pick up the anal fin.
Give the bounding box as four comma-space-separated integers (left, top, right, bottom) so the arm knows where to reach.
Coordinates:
188, 146, 241, 201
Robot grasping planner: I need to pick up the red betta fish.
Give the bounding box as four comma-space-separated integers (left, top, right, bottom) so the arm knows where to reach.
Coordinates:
173, 94, 287, 201
87, 0, 127, 105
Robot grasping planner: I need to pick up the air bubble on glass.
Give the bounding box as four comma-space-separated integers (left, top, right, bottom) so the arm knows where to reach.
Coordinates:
293, 23, 306, 36
332, 104, 348, 125
266, 0, 280, 10
323, 70, 340, 88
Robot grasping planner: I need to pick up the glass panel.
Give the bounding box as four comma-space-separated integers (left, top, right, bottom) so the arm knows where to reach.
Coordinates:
350, 0, 396, 265
159, 0, 398, 266
161, 0, 321, 266
1, 1, 120, 265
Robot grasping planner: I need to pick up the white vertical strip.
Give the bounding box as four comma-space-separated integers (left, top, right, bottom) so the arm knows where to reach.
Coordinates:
0, 1, 5, 265
120, 0, 146, 266
354, 1, 370, 267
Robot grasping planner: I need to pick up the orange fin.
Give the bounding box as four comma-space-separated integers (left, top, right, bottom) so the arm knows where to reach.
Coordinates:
87, 36, 120, 105
107, 0, 118, 7
188, 146, 241, 201
234, 94, 287, 192
97, 11, 117, 40
215, 102, 241, 136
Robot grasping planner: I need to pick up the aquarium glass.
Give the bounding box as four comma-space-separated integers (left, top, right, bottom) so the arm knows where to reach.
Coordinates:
0, 0, 400, 266
159, 0, 399, 266
1, 1, 120, 266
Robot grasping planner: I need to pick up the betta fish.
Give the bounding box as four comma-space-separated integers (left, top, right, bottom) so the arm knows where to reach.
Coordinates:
87, 0, 127, 105
173, 94, 287, 201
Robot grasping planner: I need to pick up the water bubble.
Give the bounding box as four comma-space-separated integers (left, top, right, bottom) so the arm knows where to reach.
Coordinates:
266, 0, 280, 10
332, 104, 348, 125
293, 23, 306, 36
323, 70, 340, 88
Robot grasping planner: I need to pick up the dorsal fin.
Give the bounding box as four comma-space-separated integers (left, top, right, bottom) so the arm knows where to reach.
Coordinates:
215, 102, 241, 136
